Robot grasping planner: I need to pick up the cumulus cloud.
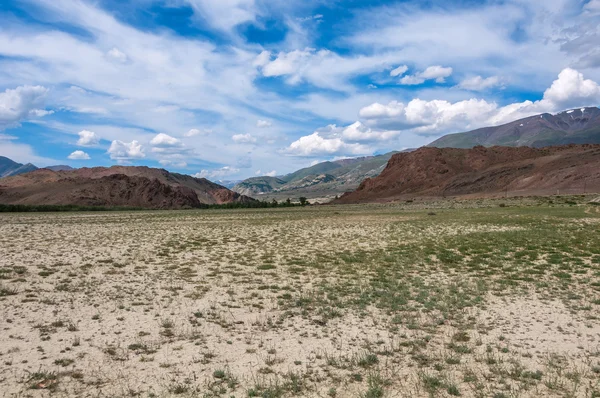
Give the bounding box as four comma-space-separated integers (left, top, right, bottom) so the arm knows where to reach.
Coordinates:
256, 120, 272, 128
194, 166, 240, 179
108, 140, 145, 160
390, 65, 408, 77
184, 128, 211, 137
457, 76, 501, 91
0, 85, 50, 129
360, 68, 600, 135
68, 150, 90, 160
264, 170, 277, 177
400, 66, 453, 85
76, 130, 99, 146
541, 68, 600, 109
287, 132, 370, 156
150, 133, 182, 147
232, 133, 257, 144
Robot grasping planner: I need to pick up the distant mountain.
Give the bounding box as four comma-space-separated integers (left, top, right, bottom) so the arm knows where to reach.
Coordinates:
337, 144, 600, 203
0, 156, 38, 178
429, 107, 600, 148
216, 180, 242, 189
233, 152, 398, 201
0, 166, 254, 209
46, 165, 74, 172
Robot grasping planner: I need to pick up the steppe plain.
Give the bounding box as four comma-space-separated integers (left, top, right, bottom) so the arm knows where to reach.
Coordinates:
1, 196, 600, 398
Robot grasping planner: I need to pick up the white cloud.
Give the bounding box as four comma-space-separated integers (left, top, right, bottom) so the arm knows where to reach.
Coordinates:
76, 130, 99, 146
390, 65, 408, 77
30, 109, 54, 117
287, 132, 370, 156
150, 133, 182, 147
106, 47, 127, 63
457, 76, 501, 91
68, 150, 90, 160
108, 140, 145, 160
159, 159, 187, 168
258, 48, 406, 91
194, 166, 240, 179
232, 133, 257, 144
360, 68, 600, 135
253, 50, 271, 67
400, 66, 453, 85
584, 0, 600, 15
541, 68, 600, 109
184, 128, 211, 137
265, 170, 277, 177
185, 0, 257, 33
0, 85, 50, 129
256, 119, 272, 128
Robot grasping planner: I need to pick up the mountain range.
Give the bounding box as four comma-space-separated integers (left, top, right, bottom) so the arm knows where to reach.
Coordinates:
0, 156, 73, 178
0, 166, 252, 209
2, 106, 599, 206
429, 107, 600, 148
232, 152, 399, 201
337, 144, 600, 203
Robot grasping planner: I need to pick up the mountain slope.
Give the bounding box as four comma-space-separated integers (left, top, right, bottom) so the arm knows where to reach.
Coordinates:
429, 107, 600, 148
0, 156, 38, 178
0, 166, 254, 209
233, 152, 398, 200
336, 144, 600, 203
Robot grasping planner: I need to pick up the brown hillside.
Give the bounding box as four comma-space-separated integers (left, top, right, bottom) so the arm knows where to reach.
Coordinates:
0, 166, 254, 209
336, 144, 600, 203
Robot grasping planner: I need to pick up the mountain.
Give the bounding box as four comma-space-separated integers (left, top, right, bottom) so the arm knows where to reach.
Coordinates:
0, 156, 38, 178
232, 152, 398, 201
46, 165, 74, 172
0, 166, 254, 209
216, 180, 242, 189
428, 107, 600, 148
336, 144, 600, 203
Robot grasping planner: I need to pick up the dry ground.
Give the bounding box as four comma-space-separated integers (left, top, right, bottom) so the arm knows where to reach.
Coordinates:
1, 196, 600, 398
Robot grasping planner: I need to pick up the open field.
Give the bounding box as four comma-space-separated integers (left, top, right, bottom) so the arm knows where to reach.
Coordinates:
1, 196, 600, 398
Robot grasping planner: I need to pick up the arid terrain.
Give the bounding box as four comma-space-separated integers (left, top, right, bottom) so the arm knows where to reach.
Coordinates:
338, 144, 600, 204
1, 196, 600, 397
0, 166, 253, 209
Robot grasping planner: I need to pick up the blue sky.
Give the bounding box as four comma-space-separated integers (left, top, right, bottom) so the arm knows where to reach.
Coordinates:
1, 0, 600, 180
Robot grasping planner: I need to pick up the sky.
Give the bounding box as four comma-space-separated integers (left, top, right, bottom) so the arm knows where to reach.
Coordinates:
1, 0, 600, 181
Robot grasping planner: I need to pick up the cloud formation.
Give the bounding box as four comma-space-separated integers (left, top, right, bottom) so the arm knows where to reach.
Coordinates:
0, 86, 50, 129
457, 76, 501, 91
232, 133, 257, 144
76, 130, 99, 146
287, 132, 370, 156
194, 166, 240, 179
150, 133, 182, 147
361, 68, 600, 134
68, 150, 90, 160
108, 140, 145, 160
400, 66, 453, 85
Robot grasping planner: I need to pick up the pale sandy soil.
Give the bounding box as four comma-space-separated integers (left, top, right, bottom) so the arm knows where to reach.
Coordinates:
1, 198, 599, 397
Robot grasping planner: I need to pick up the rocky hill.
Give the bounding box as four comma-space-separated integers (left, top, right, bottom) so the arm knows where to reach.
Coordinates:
429, 107, 600, 148
233, 152, 398, 201
0, 166, 254, 209
336, 144, 600, 203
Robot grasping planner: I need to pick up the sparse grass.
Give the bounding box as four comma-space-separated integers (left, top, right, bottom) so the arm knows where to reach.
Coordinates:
1, 196, 599, 396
